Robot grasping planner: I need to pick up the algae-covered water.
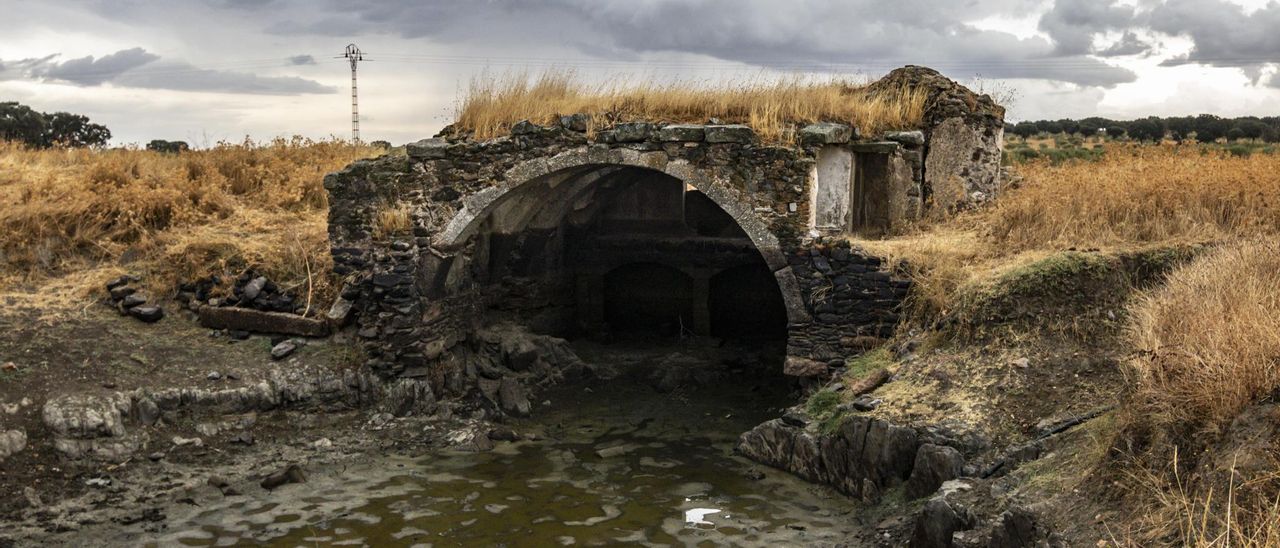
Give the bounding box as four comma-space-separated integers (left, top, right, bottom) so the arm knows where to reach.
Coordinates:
157, 345, 859, 547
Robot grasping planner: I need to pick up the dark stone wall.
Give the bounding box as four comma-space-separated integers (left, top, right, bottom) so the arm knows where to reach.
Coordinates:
324, 120, 913, 391
787, 238, 910, 367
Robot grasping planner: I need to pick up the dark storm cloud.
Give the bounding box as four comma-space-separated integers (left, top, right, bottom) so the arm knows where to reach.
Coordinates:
111, 61, 335, 94
1147, 0, 1280, 68
1038, 0, 1136, 55
36, 47, 160, 84
1096, 31, 1153, 57
264, 0, 1136, 87
0, 48, 334, 95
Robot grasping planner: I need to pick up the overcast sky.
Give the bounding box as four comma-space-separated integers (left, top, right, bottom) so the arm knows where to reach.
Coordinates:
2, 0, 1279, 145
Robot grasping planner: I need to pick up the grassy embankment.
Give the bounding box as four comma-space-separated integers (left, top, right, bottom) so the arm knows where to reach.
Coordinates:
0, 138, 379, 316
454, 70, 927, 143
852, 144, 1280, 546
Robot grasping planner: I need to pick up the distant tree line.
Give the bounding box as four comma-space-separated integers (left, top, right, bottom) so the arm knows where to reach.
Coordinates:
0, 101, 112, 148
1005, 115, 1280, 143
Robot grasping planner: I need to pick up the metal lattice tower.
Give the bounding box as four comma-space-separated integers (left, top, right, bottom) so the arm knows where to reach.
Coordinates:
343, 44, 364, 142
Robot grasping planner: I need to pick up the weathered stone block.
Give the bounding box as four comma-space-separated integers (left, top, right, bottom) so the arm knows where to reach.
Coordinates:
612, 122, 653, 142
800, 123, 853, 145
559, 113, 590, 132
848, 141, 901, 154
406, 138, 451, 160
657, 124, 705, 142
704, 124, 755, 143
884, 130, 925, 146
197, 306, 330, 337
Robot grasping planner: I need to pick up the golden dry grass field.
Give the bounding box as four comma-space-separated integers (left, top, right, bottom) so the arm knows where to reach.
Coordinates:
0, 138, 379, 313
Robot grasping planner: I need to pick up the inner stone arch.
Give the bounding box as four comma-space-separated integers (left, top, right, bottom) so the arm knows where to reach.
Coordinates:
429, 162, 802, 350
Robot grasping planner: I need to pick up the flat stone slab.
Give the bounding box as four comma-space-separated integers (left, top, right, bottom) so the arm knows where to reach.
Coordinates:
657, 124, 706, 142
800, 122, 854, 145
197, 306, 329, 338
848, 141, 901, 154
704, 124, 755, 143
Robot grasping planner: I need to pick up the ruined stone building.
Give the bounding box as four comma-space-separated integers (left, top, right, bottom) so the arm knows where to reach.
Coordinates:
325, 66, 1004, 391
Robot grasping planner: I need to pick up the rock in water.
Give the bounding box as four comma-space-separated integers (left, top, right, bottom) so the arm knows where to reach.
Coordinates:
270, 340, 297, 360
260, 464, 306, 490
498, 378, 531, 416
129, 305, 164, 323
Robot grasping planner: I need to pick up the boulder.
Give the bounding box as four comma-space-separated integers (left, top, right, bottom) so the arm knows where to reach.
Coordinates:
911, 497, 972, 548
129, 305, 164, 323
270, 340, 298, 360
109, 285, 136, 301
498, 378, 531, 416
241, 276, 267, 301
987, 506, 1042, 548
501, 337, 539, 372
906, 443, 965, 499
260, 464, 306, 490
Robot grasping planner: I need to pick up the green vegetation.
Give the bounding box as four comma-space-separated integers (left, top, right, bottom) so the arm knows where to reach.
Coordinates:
845, 347, 893, 379
805, 389, 847, 434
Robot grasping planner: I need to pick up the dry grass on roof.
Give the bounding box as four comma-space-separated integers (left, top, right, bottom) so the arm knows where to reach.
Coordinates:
454, 70, 928, 143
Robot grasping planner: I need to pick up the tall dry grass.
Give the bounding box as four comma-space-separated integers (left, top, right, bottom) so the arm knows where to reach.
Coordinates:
1117, 239, 1280, 547
1126, 239, 1280, 435
857, 145, 1280, 321
454, 70, 927, 143
0, 137, 378, 309
991, 145, 1280, 251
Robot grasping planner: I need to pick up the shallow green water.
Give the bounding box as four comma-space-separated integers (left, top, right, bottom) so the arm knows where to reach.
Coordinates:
158, 347, 860, 547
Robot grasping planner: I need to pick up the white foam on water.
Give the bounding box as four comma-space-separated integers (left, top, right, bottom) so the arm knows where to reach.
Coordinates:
684, 508, 720, 526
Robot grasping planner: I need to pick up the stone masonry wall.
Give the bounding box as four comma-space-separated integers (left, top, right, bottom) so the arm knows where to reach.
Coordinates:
324, 120, 911, 388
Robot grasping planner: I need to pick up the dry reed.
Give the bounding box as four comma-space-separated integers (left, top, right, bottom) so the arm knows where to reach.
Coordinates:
454, 70, 927, 143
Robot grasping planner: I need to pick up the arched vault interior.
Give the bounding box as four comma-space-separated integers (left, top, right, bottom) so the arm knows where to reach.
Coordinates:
435, 165, 790, 341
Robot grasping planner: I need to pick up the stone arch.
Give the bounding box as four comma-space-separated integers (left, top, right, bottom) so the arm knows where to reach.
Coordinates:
432, 147, 810, 324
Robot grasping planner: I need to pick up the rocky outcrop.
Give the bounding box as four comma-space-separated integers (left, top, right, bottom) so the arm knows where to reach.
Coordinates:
41, 365, 382, 460
906, 443, 965, 499
736, 414, 922, 499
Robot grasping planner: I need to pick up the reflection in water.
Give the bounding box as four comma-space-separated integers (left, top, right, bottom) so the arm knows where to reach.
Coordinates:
156, 345, 861, 547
